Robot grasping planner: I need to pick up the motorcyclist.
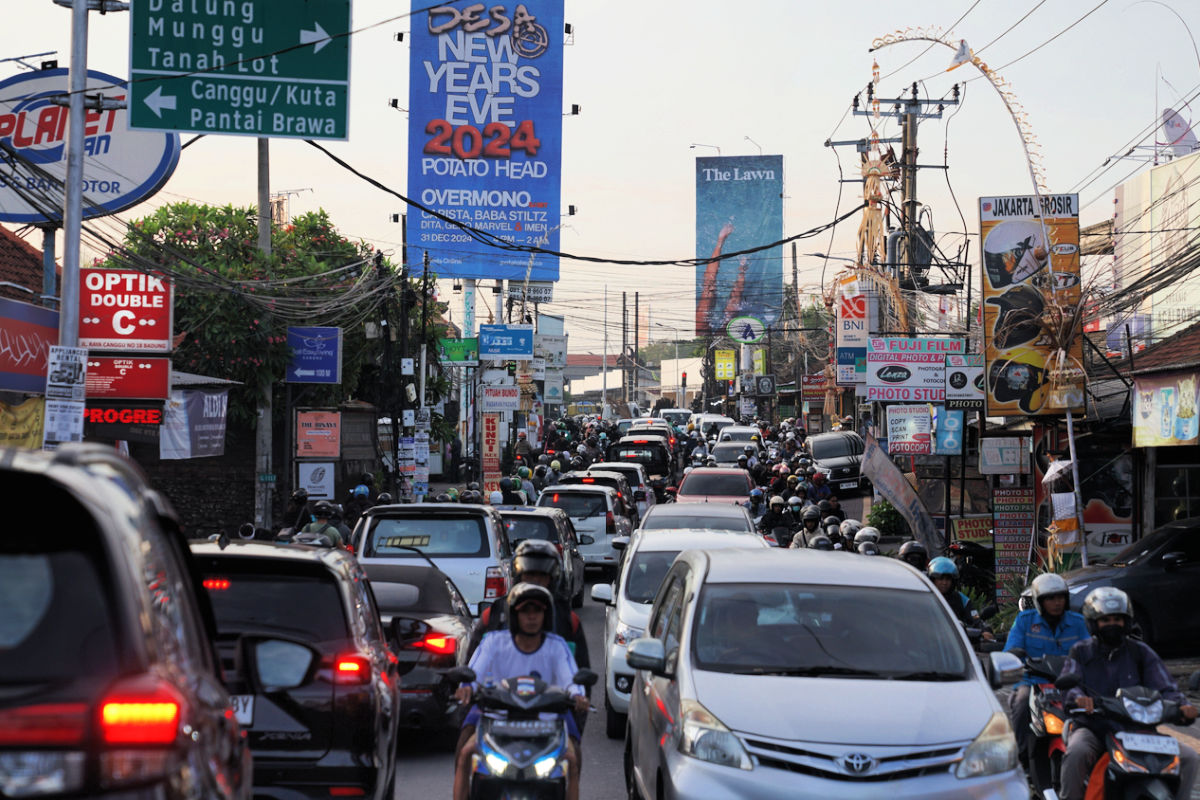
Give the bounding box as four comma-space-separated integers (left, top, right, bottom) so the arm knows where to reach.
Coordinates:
927, 557, 993, 640
514, 429, 534, 463
742, 487, 767, 522
825, 495, 847, 522
1003, 573, 1088, 770
797, 503, 821, 536
822, 515, 842, 541
736, 454, 751, 472
517, 466, 537, 502
897, 540, 929, 571
796, 532, 834, 550
1057, 587, 1198, 800
279, 487, 312, 536
546, 460, 563, 485
856, 541, 881, 555
808, 472, 833, 502
756, 495, 794, 543
499, 477, 524, 505
452, 583, 587, 800
742, 444, 759, 469
296, 500, 343, 547
838, 518, 862, 549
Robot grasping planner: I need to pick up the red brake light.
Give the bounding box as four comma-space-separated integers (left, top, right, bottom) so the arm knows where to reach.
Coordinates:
606, 511, 616, 534
329, 787, 366, 797
334, 656, 371, 685
552, 493, 559, 503
581, 477, 596, 483
202, 578, 229, 591
412, 633, 457, 655
0, 703, 88, 745
99, 676, 183, 745
632, 439, 649, 444
484, 565, 507, 599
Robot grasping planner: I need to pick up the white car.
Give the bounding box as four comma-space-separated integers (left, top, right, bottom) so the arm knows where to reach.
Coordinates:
537, 483, 634, 574
588, 461, 657, 520
590, 528, 769, 739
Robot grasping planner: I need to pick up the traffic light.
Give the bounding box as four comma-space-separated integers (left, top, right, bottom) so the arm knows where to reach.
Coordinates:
681, 372, 687, 384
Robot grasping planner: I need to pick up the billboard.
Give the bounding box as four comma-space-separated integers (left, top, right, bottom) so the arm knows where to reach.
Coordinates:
407, 1, 564, 281
886, 404, 932, 454
865, 337, 962, 402
79, 268, 173, 352
0, 298, 58, 394
834, 274, 878, 385
1132, 370, 1200, 447
695, 155, 784, 336
979, 193, 1083, 415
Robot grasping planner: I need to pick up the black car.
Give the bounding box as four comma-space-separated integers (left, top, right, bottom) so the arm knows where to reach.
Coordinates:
496, 506, 591, 607
1063, 519, 1200, 655
807, 430, 867, 495
608, 435, 675, 499
364, 563, 474, 741
191, 541, 401, 799
0, 444, 251, 799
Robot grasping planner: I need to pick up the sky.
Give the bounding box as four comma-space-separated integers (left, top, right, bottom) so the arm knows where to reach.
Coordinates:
4, 0, 1200, 352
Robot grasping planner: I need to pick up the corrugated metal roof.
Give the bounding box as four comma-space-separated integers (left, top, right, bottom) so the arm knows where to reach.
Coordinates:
172, 370, 241, 387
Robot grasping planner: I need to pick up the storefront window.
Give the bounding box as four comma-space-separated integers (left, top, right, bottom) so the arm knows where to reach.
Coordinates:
1154, 464, 1200, 526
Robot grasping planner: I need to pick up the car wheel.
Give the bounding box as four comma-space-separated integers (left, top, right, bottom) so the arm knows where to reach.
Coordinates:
605, 694, 626, 739
624, 728, 644, 800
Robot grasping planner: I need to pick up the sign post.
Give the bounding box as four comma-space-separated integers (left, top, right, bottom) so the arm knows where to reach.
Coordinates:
286, 327, 343, 384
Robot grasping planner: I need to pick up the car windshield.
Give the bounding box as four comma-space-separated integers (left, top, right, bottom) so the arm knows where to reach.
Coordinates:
661, 411, 690, 427
702, 420, 733, 438
1107, 526, 1175, 566
365, 515, 489, 557
503, 516, 560, 545
625, 551, 681, 603
609, 445, 668, 472
693, 583, 969, 679
592, 465, 642, 486
679, 471, 751, 497
710, 443, 748, 462
539, 491, 607, 519
641, 508, 752, 532
809, 435, 860, 460
721, 429, 755, 442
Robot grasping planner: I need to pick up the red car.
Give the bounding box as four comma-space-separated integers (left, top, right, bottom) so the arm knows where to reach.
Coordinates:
673, 467, 755, 505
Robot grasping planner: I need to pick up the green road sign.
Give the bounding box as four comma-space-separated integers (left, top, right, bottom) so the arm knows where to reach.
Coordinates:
128, 0, 351, 139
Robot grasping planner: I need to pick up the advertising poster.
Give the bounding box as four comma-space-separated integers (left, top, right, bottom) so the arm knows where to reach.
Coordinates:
979, 194, 1083, 415
933, 406, 965, 455
835, 275, 874, 385
694, 155, 784, 336
482, 412, 501, 493
407, 0, 564, 281
297, 461, 335, 500
953, 516, 993, 546
535, 333, 567, 369
992, 487, 1035, 601
296, 411, 341, 458
78, 269, 173, 352
159, 390, 228, 460
866, 337, 963, 402
980, 436, 1031, 474
714, 349, 736, 380
945, 354, 985, 410
437, 337, 479, 366
0, 297, 58, 394
482, 385, 520, 411
1132, 370, 1200, 447
802, 373, 826, 400
886, 404, 932, 454
861, 433, 942, 552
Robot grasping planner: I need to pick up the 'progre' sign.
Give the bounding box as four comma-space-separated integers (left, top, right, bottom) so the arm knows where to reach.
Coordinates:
79, 268, 173, 352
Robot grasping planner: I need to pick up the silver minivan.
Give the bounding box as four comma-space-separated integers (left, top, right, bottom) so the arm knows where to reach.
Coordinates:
624, 549, 1027, 799
537, 483, 634, 573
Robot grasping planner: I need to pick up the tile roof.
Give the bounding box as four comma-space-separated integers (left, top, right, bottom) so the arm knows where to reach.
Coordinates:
566, 353, 619, 367
0, 225, 50, 303
1126, 318, 1200, 375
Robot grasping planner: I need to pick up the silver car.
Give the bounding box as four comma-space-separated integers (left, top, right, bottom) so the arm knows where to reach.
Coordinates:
591, 529, 768, 739
638, 502, 755, 534
624, 549, 1027, 799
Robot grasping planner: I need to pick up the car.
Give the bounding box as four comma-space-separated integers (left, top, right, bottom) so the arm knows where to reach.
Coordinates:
707, 441, 754, 468
623, 549, 1026, 800
638, 502, 756, 534
658, 408, 692, 431
538, 483, 635, 574
587, 461, 657, 520
0, 444, 252, 800
717, 424, 762, 444
191, 540, 401, 799
608, 435, 676, 499
690, 413, 736, 442
495, 505, 590, 607
673, 466, 756, 505
1063, 518, 1200, 655
590, 530, 769, 739
628, 422, 681, 459
615, 418, 637, 438
557, 469, 640, 524
807, 430, 867, 495
351, 503, 514, 612
363, 562, 475, 740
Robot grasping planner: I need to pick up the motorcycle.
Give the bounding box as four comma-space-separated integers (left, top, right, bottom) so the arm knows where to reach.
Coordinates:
1010, 651, 1069, 798
449, 665, 598, 800
1056, 674, 1193, 800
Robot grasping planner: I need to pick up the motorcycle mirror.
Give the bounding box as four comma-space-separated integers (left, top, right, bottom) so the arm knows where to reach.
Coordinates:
980, 604, 999, 621
572, 668, 599, 688
447, 665, 477, 686
1054, 674, 1080, 691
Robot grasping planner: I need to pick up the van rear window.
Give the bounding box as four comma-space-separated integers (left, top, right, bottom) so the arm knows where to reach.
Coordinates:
365, 515, 489, 558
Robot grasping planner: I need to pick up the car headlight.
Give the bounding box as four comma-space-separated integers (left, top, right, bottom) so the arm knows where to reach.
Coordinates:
1122, 696, 1163, 725
678, 699, 753, 770
955, 712, 1017, 779
614, 622, 644, 647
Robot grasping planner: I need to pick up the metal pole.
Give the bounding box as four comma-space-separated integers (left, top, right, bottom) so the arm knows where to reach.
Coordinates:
1066, 410, 1090, 566
602, 285, 608, 418
58, 0, 88, 346
254, 138, 274, 530
41, 227, 57, 307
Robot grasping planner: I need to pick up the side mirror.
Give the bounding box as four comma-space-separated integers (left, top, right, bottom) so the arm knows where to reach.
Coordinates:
625, 637, 669, 676
988, 651, 1024, 689
634, 490, 647, 501
980, 604, 999, 621
1163, 551, 1186, 571
240, 636, 319, 691
612, 536, 630, 551
390, 616, 428, 645
591, 583, 614, 604
572, 668, 599, 688
579, 534, 595, 546
1055, 674, 1080, 691
477, 600, 492, 617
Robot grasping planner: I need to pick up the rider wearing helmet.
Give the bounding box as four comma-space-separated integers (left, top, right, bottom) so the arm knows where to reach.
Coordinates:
281, 487, 312, 535
853, 526, 880, 546
743, 487, 766, 522
1058, 587, 1198, 800
742, 444, 758, 469
839, 518, 863, 545
856, 541, 880, 556
1003, 573, 1088, 771
808, 472, 832, 501
926, 557, 990, 637
756, 495, 794, 544
796, 532, 834, 550
825, 494, 847, 522
516, 466, 536, 500
297, 501, 343, 547
547, 460, 563, 485
499, 477, 524, 505
453, 582, 587, 800
897, 540, 929, 571
736, 453, 750, 471
822, 515, 842, 539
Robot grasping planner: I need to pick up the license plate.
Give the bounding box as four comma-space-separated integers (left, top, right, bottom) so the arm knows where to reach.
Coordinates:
839, 481, 857, 491
229, 694, 254, 727
1117, 732, 1179, 755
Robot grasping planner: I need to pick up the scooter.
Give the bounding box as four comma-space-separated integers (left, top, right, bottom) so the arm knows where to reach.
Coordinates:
1020, 653, 1069, 798
1056, 674, 1193, 800
449, 665, 598, 800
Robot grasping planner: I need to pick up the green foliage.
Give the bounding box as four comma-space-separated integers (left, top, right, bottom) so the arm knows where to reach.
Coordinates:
866, 498, 911, 538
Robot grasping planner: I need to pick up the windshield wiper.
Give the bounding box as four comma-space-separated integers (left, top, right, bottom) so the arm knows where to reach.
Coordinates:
725, 666, 884, 678
887, 670, 967, 682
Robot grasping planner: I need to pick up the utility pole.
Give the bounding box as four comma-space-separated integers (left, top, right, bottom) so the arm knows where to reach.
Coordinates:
633, 292, 640, 404
621, 292, 628, 404
254, 138, 273, 529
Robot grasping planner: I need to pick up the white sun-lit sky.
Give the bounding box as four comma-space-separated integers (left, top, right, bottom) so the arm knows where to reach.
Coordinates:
4, 0, 1199, 351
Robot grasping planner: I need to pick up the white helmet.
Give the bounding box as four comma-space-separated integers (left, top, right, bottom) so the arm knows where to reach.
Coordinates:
488, 490, 504, 504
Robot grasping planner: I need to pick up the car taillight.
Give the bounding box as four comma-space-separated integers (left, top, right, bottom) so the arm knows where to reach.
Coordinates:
410, 633, 457, 656
581, 477, 596, 483
0, 703, 89, 745
484, 565, 507, 599
334, 656, 371, 685
99, 676, 183, 745
202, 578, 229, 591
606, 512, 616, 534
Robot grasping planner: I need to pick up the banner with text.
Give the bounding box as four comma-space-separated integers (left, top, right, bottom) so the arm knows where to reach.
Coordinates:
886, 404, 932, 454
861, 433, 943, 552
866, 338, 963, 402
945, 354, 985, 410
835, 276, 876, 385
407, 1, 564, 281
482, 385, 521, 411
992, 487, 1035, 601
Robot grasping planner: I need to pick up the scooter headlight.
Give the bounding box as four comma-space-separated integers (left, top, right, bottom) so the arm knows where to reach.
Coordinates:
483, 751, 510, 776
1122, 697, 1163, 725
533, 755, 559, 779
1041, 711, 1063, 735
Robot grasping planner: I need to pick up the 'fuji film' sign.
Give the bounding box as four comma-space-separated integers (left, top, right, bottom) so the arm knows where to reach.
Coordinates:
79, 268, 173, 352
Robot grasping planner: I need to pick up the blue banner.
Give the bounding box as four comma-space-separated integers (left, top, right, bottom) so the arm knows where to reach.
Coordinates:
695, 155, 784, 336
479, 324, 534, 359
407, 2, 563, 281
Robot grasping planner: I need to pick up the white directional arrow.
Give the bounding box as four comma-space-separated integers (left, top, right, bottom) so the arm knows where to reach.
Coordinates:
143, 85, 176, 118
299, 21, 331, 54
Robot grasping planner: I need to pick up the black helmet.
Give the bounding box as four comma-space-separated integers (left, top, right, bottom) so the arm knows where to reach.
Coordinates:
857, 541, 881, 556
499, 477, 513, 491
435, 492, 451, 503
801, 505, 821, 522
808, 534, 835, 551
506, 582, 554, 635
360, 472, 375, 487
312, 500, 335, 518
467, 481, 481, 492
736, 454, 749, 465
823, 515, 841, 529
898, 540, 929, 570
817, 500, 833, 515
537, 454, 551, 466
291, 487, 309, 503
513, 539, 562, 587
376, 492, 393, 504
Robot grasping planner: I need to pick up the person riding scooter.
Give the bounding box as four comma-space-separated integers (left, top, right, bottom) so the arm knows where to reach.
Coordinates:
927, 557, 993, 641
1056, 587, 1198, 800
756, 495, 794, 545
897, 540, 929, 571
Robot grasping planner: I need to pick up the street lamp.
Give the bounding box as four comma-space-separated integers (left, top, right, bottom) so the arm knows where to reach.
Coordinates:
654, 322, 682, 408
689, 143, 721, 155
744, 135, 763, 155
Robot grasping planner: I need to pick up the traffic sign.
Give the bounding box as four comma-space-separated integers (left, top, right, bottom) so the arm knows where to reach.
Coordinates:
128, 0, 352, 140
286, 326, 342, 384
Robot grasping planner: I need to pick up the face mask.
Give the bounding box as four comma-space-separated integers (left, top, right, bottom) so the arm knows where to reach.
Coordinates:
1097, 625, 1126, 647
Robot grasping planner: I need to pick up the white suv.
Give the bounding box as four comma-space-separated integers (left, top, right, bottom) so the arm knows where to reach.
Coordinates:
537, 483, 634, 574
590, 529, 768, 738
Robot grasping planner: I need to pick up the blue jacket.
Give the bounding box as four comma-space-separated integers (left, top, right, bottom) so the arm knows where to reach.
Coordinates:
1004, 608, 1089, 686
